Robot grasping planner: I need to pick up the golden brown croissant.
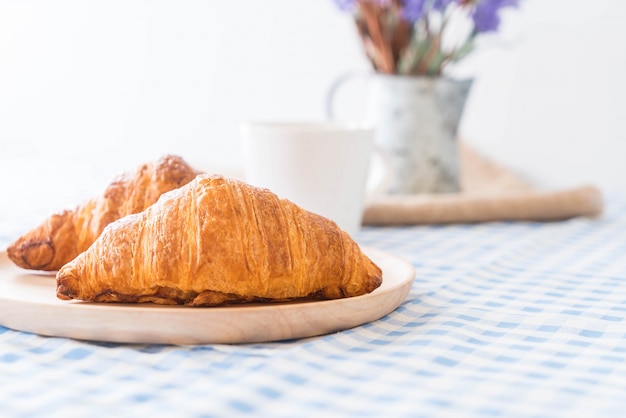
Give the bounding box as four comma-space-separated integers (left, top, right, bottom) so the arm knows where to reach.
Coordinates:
7, 155, 200, 271
56, 174, 382, 306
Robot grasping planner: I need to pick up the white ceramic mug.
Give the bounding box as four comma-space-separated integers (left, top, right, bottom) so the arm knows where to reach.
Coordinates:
241, 121, 391, 237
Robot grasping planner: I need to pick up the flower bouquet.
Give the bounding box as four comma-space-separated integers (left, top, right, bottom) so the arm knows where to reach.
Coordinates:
333, 0, 519, 76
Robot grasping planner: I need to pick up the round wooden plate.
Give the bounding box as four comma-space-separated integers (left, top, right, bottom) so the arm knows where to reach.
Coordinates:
0, 247, 415, 345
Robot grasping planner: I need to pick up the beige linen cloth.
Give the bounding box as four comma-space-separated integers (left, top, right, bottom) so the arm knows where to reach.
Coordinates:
362, 142, 604, 225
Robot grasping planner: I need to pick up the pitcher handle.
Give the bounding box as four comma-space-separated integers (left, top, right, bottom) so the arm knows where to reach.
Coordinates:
325, 70, 372, 120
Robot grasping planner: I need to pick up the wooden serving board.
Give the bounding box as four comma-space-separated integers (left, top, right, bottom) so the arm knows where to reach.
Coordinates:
0, 247, 415, 345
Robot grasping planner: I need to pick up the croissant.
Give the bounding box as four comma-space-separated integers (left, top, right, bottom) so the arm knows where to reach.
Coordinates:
7, 155, 200, 271
56, 174, 383, 306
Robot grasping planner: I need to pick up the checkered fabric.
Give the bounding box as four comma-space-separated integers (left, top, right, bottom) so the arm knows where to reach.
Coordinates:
2, 195, 626, 418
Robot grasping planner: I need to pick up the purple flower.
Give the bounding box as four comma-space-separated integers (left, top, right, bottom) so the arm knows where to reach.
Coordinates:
332, 0, 427, 21
333, 0, 356, 11
401, 0, 427, 23
431, 0, 457, 12
472, 0, 519, 33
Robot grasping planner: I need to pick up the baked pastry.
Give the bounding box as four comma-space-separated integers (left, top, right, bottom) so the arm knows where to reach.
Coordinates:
56, 174, 382, 306
7, 155, 200, 271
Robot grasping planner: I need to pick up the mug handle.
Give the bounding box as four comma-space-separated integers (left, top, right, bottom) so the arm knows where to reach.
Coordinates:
366, 147, 395, 200
326, 71, 396, 198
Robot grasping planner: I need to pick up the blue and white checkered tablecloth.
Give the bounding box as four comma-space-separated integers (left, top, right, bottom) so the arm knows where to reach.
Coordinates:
2, 196, 626, 418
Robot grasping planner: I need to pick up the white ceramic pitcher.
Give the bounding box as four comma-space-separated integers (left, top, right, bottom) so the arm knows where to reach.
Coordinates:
327, 73, 472, 195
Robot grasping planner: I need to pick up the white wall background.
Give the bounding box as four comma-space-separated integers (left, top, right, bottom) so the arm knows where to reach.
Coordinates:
0, 0, 625, 227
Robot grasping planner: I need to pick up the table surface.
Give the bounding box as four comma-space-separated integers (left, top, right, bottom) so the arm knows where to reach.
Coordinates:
2, 191, 626, 418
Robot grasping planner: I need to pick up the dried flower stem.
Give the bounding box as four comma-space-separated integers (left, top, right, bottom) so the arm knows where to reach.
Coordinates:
359, 2, 396, 73
390, 18, 411, 67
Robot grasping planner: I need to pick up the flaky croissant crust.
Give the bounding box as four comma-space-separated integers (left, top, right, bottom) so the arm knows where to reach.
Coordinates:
7, 155, 200, 271
56, 174, 382, 306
